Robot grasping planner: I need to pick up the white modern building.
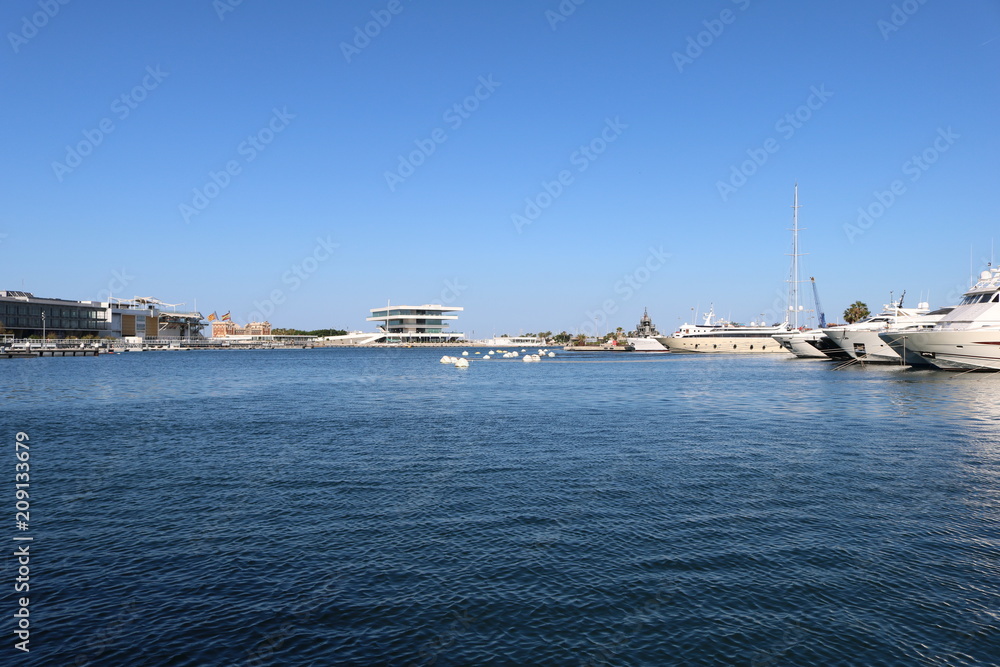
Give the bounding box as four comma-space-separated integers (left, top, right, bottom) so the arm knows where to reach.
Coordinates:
484, 335, 544, 347
366, 303, 464, 344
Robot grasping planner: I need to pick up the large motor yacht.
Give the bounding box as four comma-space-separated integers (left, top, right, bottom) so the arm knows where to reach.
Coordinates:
878, 266, 1000, 370
656, 307, 792, 353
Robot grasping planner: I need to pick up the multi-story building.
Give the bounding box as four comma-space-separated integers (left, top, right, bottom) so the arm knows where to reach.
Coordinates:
109, 297, 205, 341
0, 291, 205, 341
366, 303, 464, 343
0, 291, 109, 338
211, 320, 272, 337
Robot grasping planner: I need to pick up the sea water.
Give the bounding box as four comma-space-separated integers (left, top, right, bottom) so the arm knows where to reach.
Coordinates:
2, 349, 998, 665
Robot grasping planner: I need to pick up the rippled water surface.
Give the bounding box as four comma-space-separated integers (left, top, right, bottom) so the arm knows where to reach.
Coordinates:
3, 349, 999, 665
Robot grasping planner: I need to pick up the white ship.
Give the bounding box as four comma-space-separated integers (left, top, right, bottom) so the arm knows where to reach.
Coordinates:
656, 306, 793, 353
822, 296, 949, 363
878, 266, 1000, 370
626, 308, 668, 352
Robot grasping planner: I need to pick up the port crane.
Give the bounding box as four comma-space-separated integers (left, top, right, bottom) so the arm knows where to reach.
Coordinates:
809, 277, 826, 328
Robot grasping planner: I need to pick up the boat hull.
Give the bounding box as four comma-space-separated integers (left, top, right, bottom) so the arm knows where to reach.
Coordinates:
655, 335, 788, 354
878, 329, 1000, 370
771, 331, 830, 358
823, 328, 902, 363
627, 337, 668, 352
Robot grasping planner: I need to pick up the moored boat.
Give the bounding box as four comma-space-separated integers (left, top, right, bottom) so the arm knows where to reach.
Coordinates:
626, 308, 668, 352
823, 297, 949, 363
879, 266, 1000, 370
656, 307, 792, 353
771, 329, 831, 359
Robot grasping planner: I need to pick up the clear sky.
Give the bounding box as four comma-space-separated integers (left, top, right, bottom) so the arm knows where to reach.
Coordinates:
2, 0, 998, 336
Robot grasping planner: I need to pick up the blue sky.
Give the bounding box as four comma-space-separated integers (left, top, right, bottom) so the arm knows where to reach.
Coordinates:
2, 0, 998, 336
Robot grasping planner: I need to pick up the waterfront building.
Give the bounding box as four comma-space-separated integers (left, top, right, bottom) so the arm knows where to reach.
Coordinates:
0, 291, 206, 341
211, 320, 272, 337
366, 304, 464, 344
0, 290, 109, 338
109, 297, 206, 342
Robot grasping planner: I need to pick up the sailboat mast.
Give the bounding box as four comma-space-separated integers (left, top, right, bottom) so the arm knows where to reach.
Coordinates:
788, 184, 802, 329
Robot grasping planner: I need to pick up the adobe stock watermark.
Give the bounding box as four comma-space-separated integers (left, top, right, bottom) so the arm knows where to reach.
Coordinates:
575, 245, 670, 338
436, 278, 467, 306
511, 116, 627, 233
95, 268, 135, 303
944, 255, 992, 305
384, 75, 501, 192
8, 0, 71, 54
213, 0, 245, 21
545, 0, 586, 31
716, 84, 833, 202
843, 126, 958, 243
878, 0, 929, 40
51, 66, 169, 183
581, 592, 675, 667
340, 0, 408, 63
244, 235, 339, 323
672, 0, 751, 73
179, 107, 295, 223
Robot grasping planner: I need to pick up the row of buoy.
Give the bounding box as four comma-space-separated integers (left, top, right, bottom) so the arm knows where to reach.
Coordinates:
440, 349, 556, 367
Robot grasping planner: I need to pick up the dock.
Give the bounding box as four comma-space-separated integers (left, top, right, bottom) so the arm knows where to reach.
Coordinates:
562, 343, 635, 352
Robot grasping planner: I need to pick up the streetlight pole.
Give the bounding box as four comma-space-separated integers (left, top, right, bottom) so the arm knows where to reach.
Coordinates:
41, 310, 46, 342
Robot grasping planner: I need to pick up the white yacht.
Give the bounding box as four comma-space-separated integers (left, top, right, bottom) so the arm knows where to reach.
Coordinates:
626, 308, 668, 352
656, 306, 792, 353
771, 329, 832, 359
822, 297, 948, 363
658, 185, 818, 355
878, 266, 1000, 370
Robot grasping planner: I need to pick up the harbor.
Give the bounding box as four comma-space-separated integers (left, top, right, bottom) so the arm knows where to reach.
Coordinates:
6, 345, 997, 665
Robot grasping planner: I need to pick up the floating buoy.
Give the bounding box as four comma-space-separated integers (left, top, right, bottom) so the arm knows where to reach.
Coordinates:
483, 355, 491, 360
440, 355, 454, 363
548, 352, 555, 357
462, 351, 469, 356
454, 357, 469, 368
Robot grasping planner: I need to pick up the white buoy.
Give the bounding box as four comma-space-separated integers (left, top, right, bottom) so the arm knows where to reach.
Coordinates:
548, 352, 555, 357
462, 351, 469, 356
440, 355, 454, 363
454, 357, 469, 368
522, 355, 533, 362
488, 350, 495, 355
482, 355, 491, 360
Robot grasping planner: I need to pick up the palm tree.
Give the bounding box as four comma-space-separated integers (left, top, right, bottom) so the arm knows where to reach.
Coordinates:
843, 301, 870, 324
573, 333, 587, 346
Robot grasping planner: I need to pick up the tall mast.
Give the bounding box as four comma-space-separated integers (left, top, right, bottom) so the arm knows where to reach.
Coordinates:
787, 184, 803, 329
